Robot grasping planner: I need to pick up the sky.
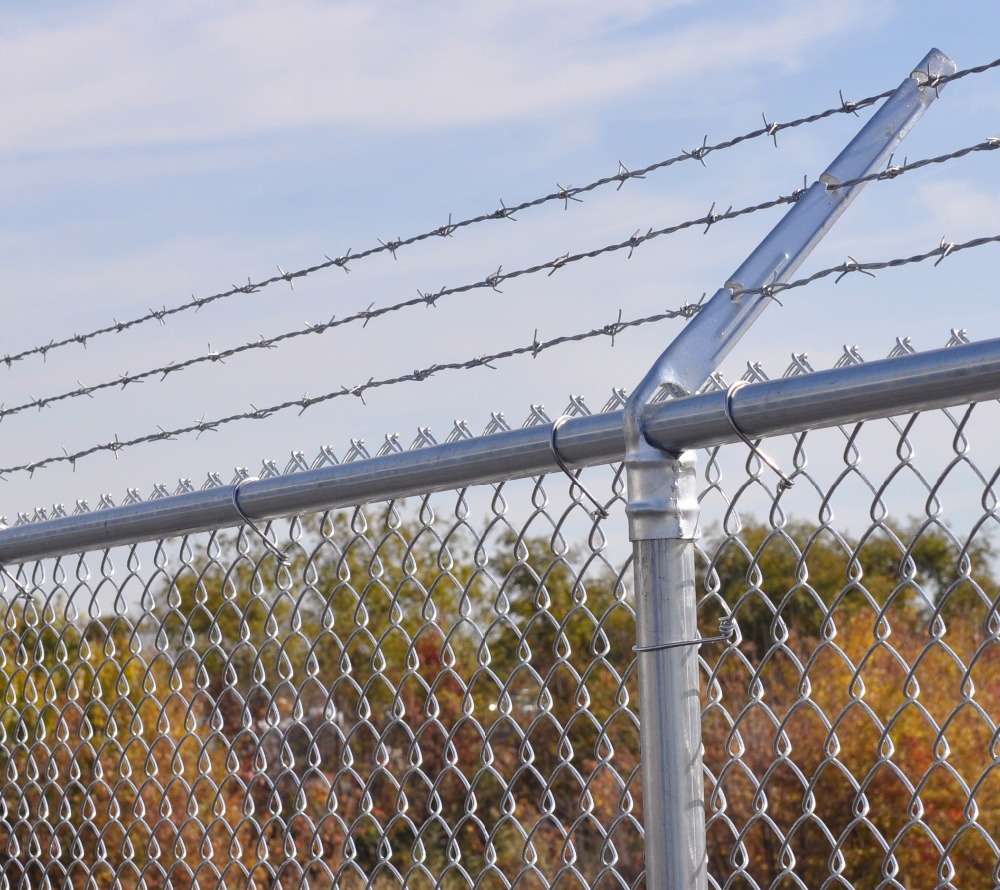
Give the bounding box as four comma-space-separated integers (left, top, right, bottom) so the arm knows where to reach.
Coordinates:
2, 0, 1000, 524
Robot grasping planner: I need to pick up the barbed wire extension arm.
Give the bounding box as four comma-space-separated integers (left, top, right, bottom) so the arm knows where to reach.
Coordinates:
4, 138, 995, 427
3, 57, 997, 373
3, 230, 999, 480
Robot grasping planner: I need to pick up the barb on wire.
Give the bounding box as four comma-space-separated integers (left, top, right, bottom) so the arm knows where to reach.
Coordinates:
729, 232, 1000, 303
831, 137, 1000, 190
4, 55, 996, 373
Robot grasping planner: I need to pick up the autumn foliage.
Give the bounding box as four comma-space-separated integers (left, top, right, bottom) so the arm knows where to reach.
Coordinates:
1, 509, 998, 888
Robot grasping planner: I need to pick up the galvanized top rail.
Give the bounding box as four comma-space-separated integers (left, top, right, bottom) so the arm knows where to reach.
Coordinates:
1, 335, 999, 564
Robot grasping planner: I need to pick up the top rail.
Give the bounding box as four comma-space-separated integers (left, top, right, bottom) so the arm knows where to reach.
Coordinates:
1, 335, 999, 564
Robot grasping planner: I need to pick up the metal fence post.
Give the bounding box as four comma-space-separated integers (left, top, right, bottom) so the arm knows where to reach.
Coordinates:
623, 48, 955, 890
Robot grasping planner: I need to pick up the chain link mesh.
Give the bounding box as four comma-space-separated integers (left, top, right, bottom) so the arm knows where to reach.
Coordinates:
3, 352, 1000, 888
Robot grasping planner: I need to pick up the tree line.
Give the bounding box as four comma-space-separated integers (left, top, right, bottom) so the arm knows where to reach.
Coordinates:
1, 508, 998, 888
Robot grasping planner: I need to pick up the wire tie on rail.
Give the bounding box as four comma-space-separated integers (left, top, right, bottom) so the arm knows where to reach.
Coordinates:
232, 477, 290, 565
0, 566, 32, 603
725, 381, 794, 494
549, 415, 609, 521
0, 566, 32, 601
633, 614, 737, 652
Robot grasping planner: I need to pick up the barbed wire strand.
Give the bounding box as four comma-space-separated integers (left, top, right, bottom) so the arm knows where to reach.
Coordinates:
0, 195, 799, 423
2, 137, 995, 427
2, 230, 998, 480
730, 233, 1000, 300
4, 57, 998, 373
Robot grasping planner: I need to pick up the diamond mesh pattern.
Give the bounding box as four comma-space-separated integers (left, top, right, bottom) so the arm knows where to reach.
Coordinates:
2, 349, 1000, 888
1, 469, 642, 890
696, 374, 1000, 889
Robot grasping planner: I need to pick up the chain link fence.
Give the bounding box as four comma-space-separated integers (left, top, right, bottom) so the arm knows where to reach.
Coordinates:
2, 338, 999, 889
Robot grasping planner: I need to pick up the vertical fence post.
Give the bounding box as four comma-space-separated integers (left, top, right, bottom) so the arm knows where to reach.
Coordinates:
623, 49, 954, 890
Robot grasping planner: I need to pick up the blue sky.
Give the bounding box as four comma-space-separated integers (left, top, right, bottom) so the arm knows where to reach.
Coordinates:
2, 0, 999, 519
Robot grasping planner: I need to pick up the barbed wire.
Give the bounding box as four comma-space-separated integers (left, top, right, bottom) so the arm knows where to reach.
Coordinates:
2, 137, 994, 426
832, 136, 1000, 189
0, 200, 797, 424
0, 301, 703, 479
729, 232, 1000, 302
3, 228, 999, 480
4, 56, 997, 373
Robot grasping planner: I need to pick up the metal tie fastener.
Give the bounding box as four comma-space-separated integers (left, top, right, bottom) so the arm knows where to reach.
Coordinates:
0, 565, 32, 601
549, 415, 610, 520
724, 380, 794, 494
633, 614, 737, 653
231, 477, 291, 565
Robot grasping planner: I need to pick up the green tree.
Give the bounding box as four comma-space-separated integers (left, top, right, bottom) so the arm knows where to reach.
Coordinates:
701, 518, 999, 655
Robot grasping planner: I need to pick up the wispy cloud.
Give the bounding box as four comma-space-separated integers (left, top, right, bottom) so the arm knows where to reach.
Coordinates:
0, 0, 881, 154
914, 179, 1000, 237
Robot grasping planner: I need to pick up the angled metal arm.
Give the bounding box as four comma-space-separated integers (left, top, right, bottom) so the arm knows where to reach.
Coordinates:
626, 47, 956, 430
623, 48, 955, 890
623, 47, 956, 541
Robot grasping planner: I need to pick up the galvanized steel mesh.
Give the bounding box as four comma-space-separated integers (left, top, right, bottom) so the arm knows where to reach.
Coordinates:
3, 349, 1000, 889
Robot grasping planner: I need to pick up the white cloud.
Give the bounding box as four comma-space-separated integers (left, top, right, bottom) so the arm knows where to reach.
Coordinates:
914, 179, 1000, 237
0, 0, 881, 154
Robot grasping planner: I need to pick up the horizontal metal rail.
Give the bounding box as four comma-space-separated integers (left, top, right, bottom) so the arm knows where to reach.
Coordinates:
3, 335, 1000, 563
